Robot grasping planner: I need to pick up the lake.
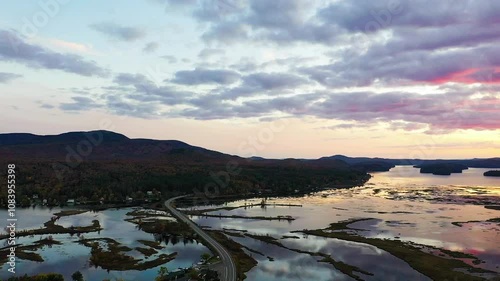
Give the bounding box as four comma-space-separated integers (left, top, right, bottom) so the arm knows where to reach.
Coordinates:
187, 166, 500, 281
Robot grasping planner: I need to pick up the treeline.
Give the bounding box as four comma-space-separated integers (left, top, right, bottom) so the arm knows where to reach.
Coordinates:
5, 273, 64, 281
0, 160, 369, 208
484, 170, 500, 177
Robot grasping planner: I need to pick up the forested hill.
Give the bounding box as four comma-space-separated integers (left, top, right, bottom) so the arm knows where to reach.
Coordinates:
0, 131, 369, 207
0, 131, 128, 146
0, 130, 228, 162
323, 155, 500, 168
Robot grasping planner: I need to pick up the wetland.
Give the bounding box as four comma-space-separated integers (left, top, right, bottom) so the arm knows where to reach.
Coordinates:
1, 166, 499, 280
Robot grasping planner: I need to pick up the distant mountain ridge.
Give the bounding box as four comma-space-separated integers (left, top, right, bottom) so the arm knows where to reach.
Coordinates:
324, 155, 500, 169
0, 130, 227, 162
0, 131, 370, 204
0, 131, 349, 169
1, 131, 499, 168
0, 131, 129, 146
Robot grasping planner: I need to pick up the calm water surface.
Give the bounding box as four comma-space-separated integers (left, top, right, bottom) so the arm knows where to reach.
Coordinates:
188, 166, 500, 281
0, 207, 209, 281
1, 166, 499, 280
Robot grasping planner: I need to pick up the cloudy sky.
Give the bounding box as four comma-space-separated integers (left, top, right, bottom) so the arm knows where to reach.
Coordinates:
0, 0, 499, 159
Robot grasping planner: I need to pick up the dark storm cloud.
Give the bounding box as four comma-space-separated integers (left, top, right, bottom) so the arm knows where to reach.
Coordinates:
0, 29, 109, 77
172, 68, 241, 85
89, 22, 147, 41
0, 72, 22, 83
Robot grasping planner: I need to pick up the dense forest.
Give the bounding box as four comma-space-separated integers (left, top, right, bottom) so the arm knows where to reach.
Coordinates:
3, 130, 498, 208
0, 131, 372, 207
484, 170, 500, 177
415, 163, 468, 175
0, 159, 369, 208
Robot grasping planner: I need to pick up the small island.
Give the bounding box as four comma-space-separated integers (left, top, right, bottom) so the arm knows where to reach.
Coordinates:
415, 163, 468, 176
352, 161, 396, 172
484, 170, 500, 177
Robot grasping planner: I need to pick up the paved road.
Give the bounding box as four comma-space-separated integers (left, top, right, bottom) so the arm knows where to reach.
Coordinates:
165, 196, 237, 281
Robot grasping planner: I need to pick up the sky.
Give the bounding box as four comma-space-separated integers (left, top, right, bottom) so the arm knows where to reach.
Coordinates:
0, 0, 499, 159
